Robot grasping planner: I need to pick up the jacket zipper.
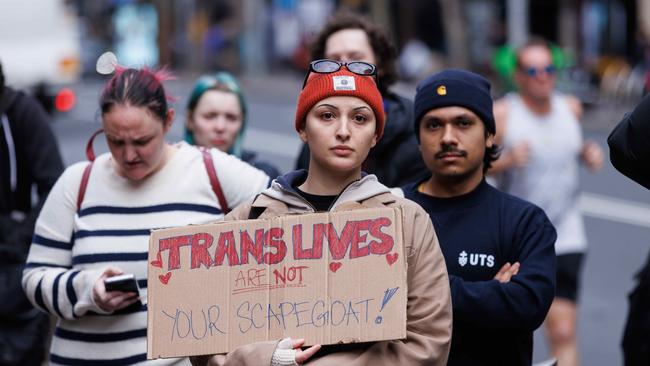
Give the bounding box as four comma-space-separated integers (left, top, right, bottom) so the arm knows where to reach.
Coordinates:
326, 178, 362, 211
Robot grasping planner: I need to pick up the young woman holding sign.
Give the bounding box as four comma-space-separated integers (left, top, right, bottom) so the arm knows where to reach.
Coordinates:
21, 66, 270, 365
191, 60, 452, 366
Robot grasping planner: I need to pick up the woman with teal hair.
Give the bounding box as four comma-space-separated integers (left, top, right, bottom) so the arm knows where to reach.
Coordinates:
185, 72, 280, 178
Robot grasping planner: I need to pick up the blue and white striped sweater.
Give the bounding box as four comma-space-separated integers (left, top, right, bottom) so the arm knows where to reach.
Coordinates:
23, 143, 269, 365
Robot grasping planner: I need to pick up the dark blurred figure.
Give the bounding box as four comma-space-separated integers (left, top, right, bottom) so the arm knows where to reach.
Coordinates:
0, 62, 63, 365
294, 12, 426, 187
608, 94, 650, 366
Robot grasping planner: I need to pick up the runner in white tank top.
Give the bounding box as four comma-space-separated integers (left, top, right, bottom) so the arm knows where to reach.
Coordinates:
490, 39, 603, 366
498, 92, 586, 255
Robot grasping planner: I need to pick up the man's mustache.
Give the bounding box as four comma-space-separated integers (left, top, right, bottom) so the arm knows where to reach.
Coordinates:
435, 145, 467, 159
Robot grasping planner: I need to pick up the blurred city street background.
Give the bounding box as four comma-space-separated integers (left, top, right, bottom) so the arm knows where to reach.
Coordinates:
4, 0, 650, 365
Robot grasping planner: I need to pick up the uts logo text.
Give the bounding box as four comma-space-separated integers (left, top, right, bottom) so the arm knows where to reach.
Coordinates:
458, 250, 495, 268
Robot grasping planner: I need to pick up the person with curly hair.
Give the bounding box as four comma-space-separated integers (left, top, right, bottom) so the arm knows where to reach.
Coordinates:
294, 12, 426, 187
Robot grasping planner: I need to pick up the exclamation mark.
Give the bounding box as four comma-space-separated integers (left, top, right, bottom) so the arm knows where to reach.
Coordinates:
375, 287, 399, 324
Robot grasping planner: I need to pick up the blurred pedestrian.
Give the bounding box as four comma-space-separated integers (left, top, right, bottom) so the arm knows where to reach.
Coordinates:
185, 72, 280, 178
491, 37, 604, 366
608, 93, 650, 366
0, 61, 63, 365
294, 12, 426, 187
22, 67, 270, 365
401, 69, 556, 365
191, 59, 452, 366
113, 0, 159, 67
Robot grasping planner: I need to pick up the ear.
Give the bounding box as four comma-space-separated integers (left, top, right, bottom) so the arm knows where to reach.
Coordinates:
486, 133, 495, 148
164, 108, 175, 133
370, 133, 378, 148
298, 127, 308, 143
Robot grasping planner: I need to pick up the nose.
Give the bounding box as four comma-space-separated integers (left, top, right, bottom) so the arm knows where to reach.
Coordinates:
124, 145, 138, 162
214, 116, 227, 132
336, 120, 351, 142
441, 124, 457, 145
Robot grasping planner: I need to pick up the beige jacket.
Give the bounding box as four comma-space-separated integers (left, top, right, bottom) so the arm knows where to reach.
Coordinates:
191, 173, 452, 366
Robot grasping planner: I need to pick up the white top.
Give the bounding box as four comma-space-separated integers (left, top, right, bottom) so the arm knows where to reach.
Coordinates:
22, 142, 269, 365
497, 93, 587, 255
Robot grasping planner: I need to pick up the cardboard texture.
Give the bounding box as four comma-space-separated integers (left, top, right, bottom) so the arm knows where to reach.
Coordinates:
146, 207, 407, 359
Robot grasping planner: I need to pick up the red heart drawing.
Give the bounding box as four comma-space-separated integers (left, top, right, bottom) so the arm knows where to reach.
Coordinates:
150, 252, 163, 268
386, 253, 399, 266
159, 272, 172, 285
329, 262, 342, 273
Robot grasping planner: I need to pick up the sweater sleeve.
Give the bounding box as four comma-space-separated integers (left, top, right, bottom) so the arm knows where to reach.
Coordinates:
22, 163, 107, 320
608, 94, 650, 189
449, 207, 557, 330
210, 149, 270, 210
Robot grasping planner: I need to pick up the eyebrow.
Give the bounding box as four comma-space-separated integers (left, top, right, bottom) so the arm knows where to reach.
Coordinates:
134, 135, 155, 141
314, 103, 338, 110
453, 113, 476, 120
424, 113, 476, 121
106, 133, 155, 141
313, 103, 371, 111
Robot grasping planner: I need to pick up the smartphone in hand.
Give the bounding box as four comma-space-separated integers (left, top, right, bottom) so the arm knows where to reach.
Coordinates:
104, 274, 139, 293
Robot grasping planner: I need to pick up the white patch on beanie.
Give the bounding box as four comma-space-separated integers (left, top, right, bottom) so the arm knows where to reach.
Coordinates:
333, 75, 356, 91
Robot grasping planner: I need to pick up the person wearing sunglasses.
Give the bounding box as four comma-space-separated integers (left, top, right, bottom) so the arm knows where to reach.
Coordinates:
190, 63, 452, 366
294, 12, 427, 188
185, 72, 280, 179
490, 37, 604, 366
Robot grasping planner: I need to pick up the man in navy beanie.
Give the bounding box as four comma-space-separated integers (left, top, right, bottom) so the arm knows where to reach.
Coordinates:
400, 69, 557, 365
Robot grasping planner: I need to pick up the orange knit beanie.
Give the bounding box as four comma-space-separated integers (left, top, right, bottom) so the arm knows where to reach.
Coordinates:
294, 68, 385, 139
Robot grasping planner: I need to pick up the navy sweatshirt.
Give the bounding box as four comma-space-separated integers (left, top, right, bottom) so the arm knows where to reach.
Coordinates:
403, 179, 556, 366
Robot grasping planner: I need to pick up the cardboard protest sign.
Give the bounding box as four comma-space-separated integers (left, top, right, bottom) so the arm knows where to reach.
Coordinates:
146, 207, 407, 359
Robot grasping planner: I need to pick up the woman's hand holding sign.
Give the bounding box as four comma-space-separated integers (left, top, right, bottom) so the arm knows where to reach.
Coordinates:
275, 337, 321, 365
